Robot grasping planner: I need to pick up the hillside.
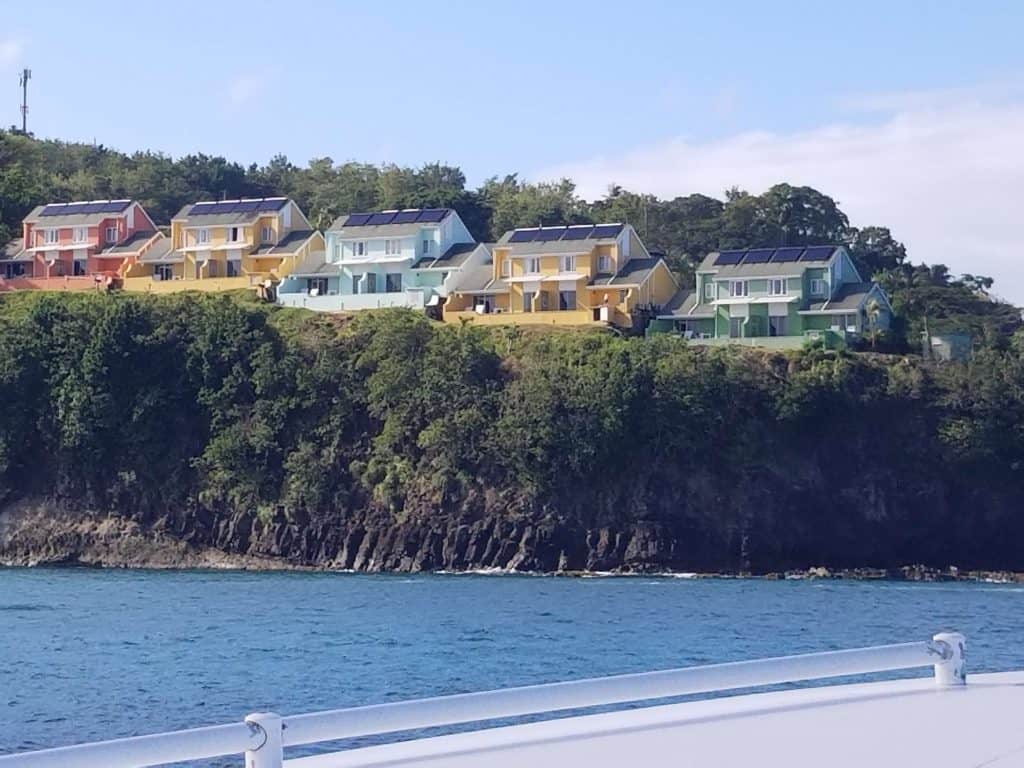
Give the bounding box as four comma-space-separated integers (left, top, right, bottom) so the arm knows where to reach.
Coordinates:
1, 292, 1022, 573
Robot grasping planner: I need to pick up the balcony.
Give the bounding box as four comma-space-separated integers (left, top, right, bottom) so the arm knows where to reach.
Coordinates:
277, 289, 426, 312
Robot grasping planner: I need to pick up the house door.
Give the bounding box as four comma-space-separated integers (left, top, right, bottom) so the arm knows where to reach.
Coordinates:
523, 291, 534, 313
729, 317, 744, 338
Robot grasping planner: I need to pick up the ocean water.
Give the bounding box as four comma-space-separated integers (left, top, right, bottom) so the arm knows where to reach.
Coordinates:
2, 569, 1022, 764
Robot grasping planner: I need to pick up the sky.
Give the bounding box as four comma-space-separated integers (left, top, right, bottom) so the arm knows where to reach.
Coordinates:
2, 0, 1023, 301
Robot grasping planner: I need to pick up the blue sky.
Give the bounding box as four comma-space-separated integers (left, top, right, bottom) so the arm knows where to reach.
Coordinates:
2, 0, 1024, 299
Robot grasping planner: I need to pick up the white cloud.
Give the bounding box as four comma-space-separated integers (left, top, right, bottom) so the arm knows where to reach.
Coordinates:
0, 38, 24, 67
536, 85, 1024, 303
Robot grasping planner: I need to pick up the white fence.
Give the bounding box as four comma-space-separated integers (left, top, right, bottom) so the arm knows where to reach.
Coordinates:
0, 632, 966, 768
277, 289, 426, 312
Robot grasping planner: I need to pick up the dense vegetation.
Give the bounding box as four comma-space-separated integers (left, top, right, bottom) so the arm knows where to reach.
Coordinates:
1, 292, 1023, 572
2, 130, 1018, 350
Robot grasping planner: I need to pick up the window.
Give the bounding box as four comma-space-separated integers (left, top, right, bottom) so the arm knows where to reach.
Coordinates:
522, 291, 534, 313
500, 258, 511, 278
73, 227, 88, 243
155, 265, 174, 281
226, 260, 240, 278
355, 241, 366, 257
332, 243, 342, 261
704, 280, 714, 300
4, 263, 27, 278
768, 278, 786, 296
769, 315, 789, 337
43, 229, 58, 245
729, 317, 744, 338
561, 255, 575, 272
598, 255, 611, 272
729, 280, 749, 297
618, 289, 627, 304
365, 273, 378, 293
385, 239, 402, 256
105, 226, 118, 244
307, 277, 328, 295
73, 260, 87, 276
226, 227, 240, 243
810, 278, 826, 296
559, 290, 576, 311
352, 275, 361, 294
527, 257, 541, 274
260, 226, 274, 244
422, 239, 431, 254
197, 228, 210, 245
385, 273, 402, 293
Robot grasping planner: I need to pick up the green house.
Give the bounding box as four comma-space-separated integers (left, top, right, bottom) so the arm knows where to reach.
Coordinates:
655, 246, 893, 348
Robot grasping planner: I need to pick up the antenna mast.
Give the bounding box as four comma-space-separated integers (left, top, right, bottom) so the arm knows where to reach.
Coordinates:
19, 68, 31, 133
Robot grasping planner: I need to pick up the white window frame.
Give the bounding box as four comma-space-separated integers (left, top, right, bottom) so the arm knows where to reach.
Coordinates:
768, 278, 786, 296
105, 226, 118, 244
561, 255, 575, 273
704, 280, 714, 300
501, 258, 511, 278
729, 280, 749, 298
527, 257, 541, 274
356, 241, 366, 257
422, 239, 431, 255
598, 255, 611, 272
73, 227, 88, 244
197, 228, 210, 245
385, 239, 402, 256
155, 264, 174, 281
260, 226, 274, 244
226, 226, 240, 243
43, 228, 59, 245
810, 278, 826, 296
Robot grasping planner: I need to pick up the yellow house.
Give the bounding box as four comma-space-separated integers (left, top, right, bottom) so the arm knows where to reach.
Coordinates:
123, 197, 324, 292
445, 223, 678, 330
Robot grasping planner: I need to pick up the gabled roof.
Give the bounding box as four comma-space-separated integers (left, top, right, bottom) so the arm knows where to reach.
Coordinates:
497, 223, 625, 256
22, 200, 135, 227
172, 198, 291, 226
250, 229, 320, 256
1, 238, 29, 262
452, 260, 509, 294
699, 246, 840, 278
657, 289, 716, 319
137, 235, 179, 264
802, 282, 882, 313
589, 256, 661, 287
97, 230, 162, 256
411, 242, 485, 270
328, 208, 453, 237
287, 253, 344, 278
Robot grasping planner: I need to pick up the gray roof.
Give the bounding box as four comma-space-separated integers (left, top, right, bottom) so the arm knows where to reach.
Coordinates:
657, 289, 716, 319
251, 230, 319, 256
287, 254, 344, 278
97, 230, 161, 256
22, 201, 137, 228
138, 236, 180, 264
590, 257, 661, 287
803, 282, 876, 313
1, 238, 29, 262
453, 260, 509, 293
172, 199, 293, 226
412, 242, 485, 270
698, 247, 837, 278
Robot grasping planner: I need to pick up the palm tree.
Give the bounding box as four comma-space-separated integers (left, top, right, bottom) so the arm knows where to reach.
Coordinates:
866, 297, 883, 350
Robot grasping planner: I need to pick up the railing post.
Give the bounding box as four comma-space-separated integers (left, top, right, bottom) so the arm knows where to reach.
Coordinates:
244, 712, 284, 768
932, 632, 966, 686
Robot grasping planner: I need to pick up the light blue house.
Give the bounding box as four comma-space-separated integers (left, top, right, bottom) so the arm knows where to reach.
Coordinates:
277, 208, 488, 312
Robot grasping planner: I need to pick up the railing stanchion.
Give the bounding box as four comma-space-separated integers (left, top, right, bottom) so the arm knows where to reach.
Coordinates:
932, 632, 966, 686
244, 713, 283, 768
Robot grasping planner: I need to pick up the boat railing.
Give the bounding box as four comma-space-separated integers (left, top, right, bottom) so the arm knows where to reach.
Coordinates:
0, 631, 966, 768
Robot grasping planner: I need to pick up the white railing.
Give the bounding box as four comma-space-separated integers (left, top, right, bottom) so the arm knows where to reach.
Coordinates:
0, 632, 966, 768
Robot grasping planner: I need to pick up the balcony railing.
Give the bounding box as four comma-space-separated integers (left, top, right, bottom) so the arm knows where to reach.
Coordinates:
0, 632, 965, 768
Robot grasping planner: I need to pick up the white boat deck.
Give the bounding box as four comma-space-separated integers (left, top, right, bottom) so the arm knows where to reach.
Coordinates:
291, 671, 1024, 768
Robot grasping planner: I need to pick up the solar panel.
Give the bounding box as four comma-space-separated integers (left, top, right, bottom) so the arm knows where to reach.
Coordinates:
509, 229, 538, 243
536, 227, 567, 241
771, 247, 803, 263
743, 248, 773, 264
38, 204, 67, 217
80, 202, 105, 214
561, 226, 595, 240
189, 202, 216, 216
714, 250, 745, 266
344, 213, 373, 226
66, 203, 88, 215
393, 210, 421, 224
236, 201, 260, 212
102, 201, 130, 213
258, 199, 287, 212
800, 246, 835, 262
368, 212, 397, 225
416, 209, 448, 223
590, 224, 623, 239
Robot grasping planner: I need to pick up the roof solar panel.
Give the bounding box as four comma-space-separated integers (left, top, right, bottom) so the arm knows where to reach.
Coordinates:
800, 246, 835, 262
393, 210, 421, 224
561, 226, 595, 240
417, 209, 448, 223
714, 250, 745, 266
103, 201, 131, 213
39, 204, 66, 217
536, 227, 567, 241
743, 248, 773, 264
590, 224, 623, 239
771, 247, 803, 263
189, 202, 216, 216
368, 212, 397, 225
80, 202, 105, 214
236, 200, 260, 212
344, 213, 373, 226
509, 229, 539, 243
258, 199, 287, 212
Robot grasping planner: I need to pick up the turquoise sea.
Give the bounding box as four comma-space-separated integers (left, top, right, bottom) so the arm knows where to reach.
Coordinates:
2, 569, 1023, 763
